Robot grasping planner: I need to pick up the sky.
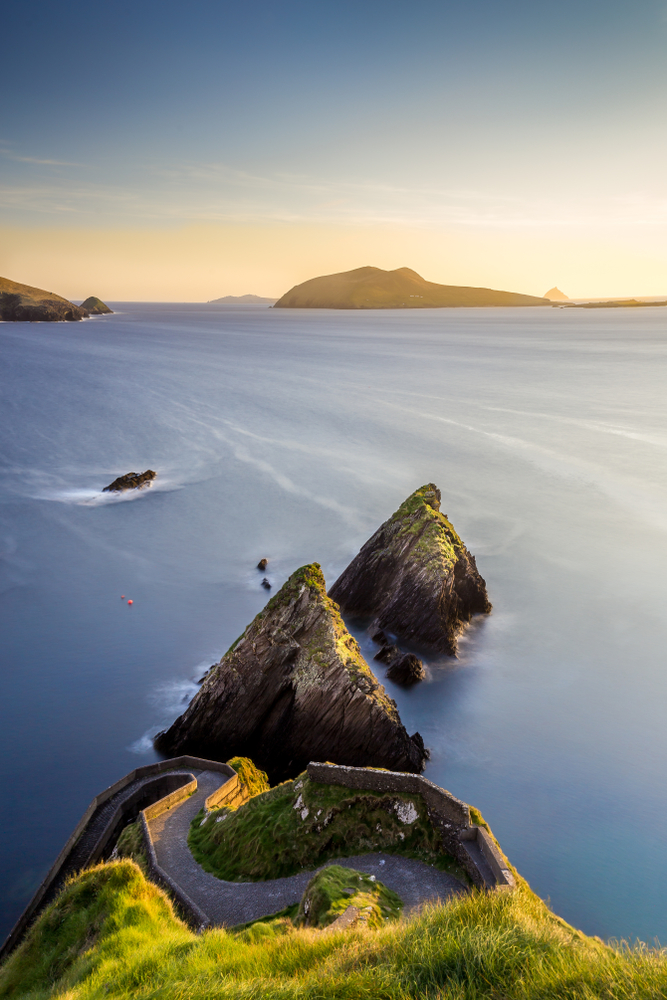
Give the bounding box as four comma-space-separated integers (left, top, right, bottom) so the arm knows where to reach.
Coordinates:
2, 0, 667, 300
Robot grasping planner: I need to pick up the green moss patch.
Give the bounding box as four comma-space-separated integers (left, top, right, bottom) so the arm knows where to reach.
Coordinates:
188, 773, 468, 882
296, 864, 402, 929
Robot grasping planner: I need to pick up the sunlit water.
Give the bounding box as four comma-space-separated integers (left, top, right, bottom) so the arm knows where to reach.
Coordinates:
1, 303, 667, 943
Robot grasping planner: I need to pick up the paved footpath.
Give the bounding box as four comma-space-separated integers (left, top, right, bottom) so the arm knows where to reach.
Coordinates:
148, 769, 467, 927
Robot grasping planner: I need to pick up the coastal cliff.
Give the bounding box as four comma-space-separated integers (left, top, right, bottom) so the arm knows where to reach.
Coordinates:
155, 564, 427, 779
274, 266, 549, 309
0, 276, 88, 322
329, 484, 491, 655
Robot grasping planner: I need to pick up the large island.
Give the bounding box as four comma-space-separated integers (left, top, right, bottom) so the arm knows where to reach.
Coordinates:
274, 265, 549, 309
0, 275, 88, 322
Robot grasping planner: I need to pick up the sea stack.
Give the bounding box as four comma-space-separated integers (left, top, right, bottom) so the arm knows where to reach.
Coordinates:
80, 296, 113, 314
329, 484, 491, 655
154, 563, 427, 780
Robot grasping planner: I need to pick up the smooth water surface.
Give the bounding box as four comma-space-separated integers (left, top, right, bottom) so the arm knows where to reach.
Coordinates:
1, 303, 667, 943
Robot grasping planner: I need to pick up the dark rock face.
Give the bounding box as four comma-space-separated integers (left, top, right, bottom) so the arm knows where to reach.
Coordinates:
374, 644, 401, 664
102, 470, 157, 493
329, 483, 491, 655
154, 564, 427, 782
386, 653, 425, 686
80, 296, 112, 314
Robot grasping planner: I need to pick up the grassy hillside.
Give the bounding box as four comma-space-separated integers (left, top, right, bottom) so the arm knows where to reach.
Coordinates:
274, 266, 549, 309
189, 771, 467, 882
2, 859, 666, 999
0, 276, 87, 322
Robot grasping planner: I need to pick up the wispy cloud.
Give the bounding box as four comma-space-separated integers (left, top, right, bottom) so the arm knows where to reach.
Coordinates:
2, 151, 84, 167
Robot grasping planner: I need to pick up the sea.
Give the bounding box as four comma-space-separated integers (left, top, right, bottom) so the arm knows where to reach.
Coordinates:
1, 302, 667, 945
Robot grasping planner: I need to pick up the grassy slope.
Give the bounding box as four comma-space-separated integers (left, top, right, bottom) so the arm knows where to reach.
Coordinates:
189, 771, 467, 883
274, 266, 549, 309
2, 859, 666, 999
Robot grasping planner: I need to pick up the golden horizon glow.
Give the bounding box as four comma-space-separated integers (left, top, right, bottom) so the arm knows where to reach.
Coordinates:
1, 221, 667, 303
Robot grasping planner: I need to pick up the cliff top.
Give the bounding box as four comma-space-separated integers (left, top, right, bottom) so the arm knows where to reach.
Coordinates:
274, 266, 549, 309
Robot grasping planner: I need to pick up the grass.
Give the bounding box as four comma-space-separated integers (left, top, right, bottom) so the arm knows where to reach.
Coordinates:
225, 756, 270, 798
114, 820, 147, 874
188, 772, 469, 883
295, 864, 403, 929
2, 858, 667, 999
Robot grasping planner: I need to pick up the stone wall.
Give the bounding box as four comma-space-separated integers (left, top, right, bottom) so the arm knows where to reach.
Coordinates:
307, 762, 514, 890
0, 756, 236, 961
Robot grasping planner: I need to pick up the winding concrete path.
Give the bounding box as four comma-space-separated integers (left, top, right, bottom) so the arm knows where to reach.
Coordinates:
147, 769, 466, 927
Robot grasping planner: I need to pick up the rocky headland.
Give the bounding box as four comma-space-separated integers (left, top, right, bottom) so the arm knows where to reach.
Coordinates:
0, 275, 88, 322
80, 296, 113, 314
329, 484, 491, 655
274, 266, 549, 309
103, 470, 157, 492
154, 563, 427, 780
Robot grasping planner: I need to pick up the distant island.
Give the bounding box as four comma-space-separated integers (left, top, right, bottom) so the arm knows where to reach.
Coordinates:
0, 275, 88, 322
208, 294, 277, 305
273, 266, 549, 309
543, 286, 569, 301
563, 298, 667, 309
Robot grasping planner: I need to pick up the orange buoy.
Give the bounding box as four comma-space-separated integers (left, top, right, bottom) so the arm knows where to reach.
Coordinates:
121, 595, 125, 599
127, 599, 133, 605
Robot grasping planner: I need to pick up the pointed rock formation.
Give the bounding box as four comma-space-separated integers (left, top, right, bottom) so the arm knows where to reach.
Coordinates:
543, 286, 569, 301
154, 564, 427, 781
329, 484, 491, 655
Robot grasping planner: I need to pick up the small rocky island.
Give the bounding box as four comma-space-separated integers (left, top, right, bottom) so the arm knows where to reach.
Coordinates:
80, 296, 113, 314
0, 275, 88, 322
329, 484, 491, 655
103, 470, 157, 493
154, 563, 427, 780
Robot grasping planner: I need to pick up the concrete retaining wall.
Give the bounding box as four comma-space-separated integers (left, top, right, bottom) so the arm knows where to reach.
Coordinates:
0, 756, 236, 962
204, 772, 248, 812
307, 762, 513, 891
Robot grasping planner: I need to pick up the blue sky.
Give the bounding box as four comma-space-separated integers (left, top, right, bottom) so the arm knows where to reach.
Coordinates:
2, 0, 667, 297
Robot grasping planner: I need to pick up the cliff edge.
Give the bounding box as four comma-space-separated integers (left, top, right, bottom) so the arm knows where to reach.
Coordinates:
329, 484, 491, 655
0, 276, 88, 322
155, 564, 427, 779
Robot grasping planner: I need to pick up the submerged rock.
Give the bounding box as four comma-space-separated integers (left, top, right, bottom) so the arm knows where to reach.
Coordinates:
80, 296, 112, 314
386, 653, 425, 686
261, 578, 271, 590
374, 644, 401, 664
257, 558, 268, 570
102, 470, 157, 493
329, 483, 491, 655
154, 563, 427, 781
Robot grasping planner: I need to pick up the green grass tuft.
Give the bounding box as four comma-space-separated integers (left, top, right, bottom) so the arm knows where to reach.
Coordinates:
296, 864, 402, 929
225, 756, 270, 798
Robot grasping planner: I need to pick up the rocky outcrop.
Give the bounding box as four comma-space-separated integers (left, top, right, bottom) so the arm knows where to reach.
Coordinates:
80, 296, 112, 314
103, 470, 156, 492
0, 275, 87, 322
386, 653, 425, 686
329, 484, 491, 655
154, 564, 427, 781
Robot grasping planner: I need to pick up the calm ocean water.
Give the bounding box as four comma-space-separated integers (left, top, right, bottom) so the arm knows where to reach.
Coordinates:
1, 303, 667, 944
